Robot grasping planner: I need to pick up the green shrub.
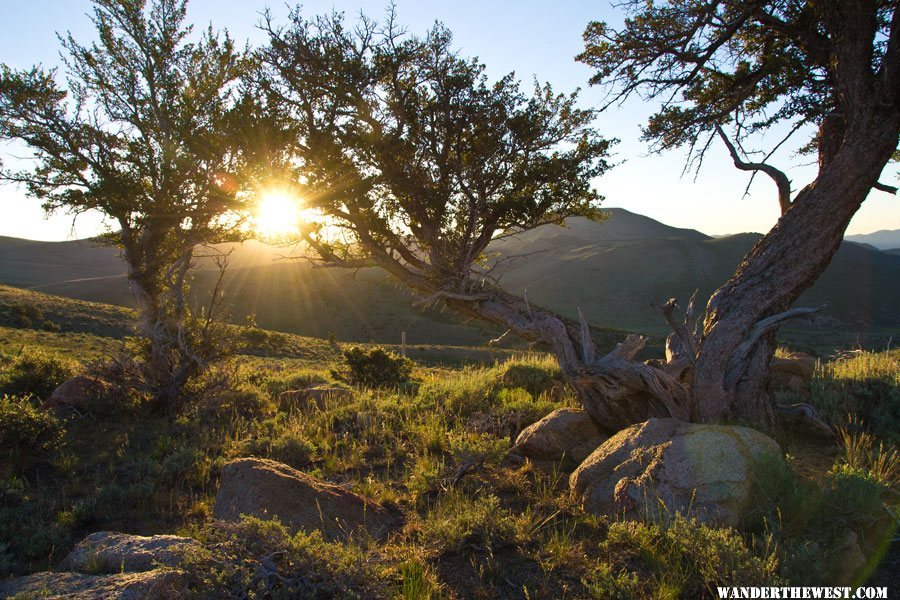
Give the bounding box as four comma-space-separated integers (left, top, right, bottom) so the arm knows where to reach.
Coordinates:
836, 424, 898, 487
603, 514, 783, 597
269, 433, 315, 468
420, 491, 519, 553
0, 348, 77, 399
416, 367, 496, 417
339, 346, 412, 388
810, 350, 900, 443
197, 382, 272, 420
182, 516, 386, 598
0, 395, 64, 472
499, 355, 561, 397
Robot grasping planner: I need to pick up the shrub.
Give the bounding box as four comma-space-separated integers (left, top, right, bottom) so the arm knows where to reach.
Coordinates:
339, 346, 412, 388
0, 395, 64, 472
499, 355, 562, 397
836, 424, 898, 487
196, 382, 272, 421
603, 514, 783, 597
809, 350, 900, 443
0, 348, 77, 399
181, 516, 386, 598
420, 491, 519, 553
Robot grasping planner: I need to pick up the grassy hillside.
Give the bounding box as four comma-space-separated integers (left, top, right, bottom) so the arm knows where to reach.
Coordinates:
1, 331, 896, 596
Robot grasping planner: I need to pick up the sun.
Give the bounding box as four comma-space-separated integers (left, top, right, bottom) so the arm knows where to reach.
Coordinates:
254, 189, 301, 238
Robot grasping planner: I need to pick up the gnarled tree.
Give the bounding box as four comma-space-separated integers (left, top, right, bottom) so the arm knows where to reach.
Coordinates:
258, 10, 713, 433
579, 0, 900, 429
0, 0, 253, 406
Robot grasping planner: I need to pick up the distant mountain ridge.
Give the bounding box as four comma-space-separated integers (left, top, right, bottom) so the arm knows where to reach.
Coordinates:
845, 229, 900, 250
1, 208, 898, 345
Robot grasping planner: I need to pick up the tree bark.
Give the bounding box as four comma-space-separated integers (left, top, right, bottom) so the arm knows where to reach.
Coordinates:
691, 110, 900, 427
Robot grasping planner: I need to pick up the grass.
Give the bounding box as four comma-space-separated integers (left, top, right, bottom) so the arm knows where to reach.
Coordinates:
0, 302, 897, 597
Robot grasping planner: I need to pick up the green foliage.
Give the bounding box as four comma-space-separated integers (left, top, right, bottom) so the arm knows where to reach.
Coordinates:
420, 490, 520, 553
810, 350, 900, 444
603, 514, 783, 597
399, 560, 441, 600
578, 1, 898, 158
339, 346, 412, 389
1, 302, 59, 332
182, 516, 386, 598
0, 347, 76, 399
260, 9, 610, 294
0, 395, 64, 472
836, 423, 899, 487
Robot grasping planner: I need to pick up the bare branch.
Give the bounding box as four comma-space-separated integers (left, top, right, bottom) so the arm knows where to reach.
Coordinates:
716, 125, 792, 215
873, 180, 898, 194
654, 295, 699, 364
726, 305, 827, 386
577, 307, 597, 365
413, 289, 492, 309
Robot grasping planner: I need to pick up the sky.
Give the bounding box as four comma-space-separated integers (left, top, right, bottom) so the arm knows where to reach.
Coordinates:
0, 0, 897, 241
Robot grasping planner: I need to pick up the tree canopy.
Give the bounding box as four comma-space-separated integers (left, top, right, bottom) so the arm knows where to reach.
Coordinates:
579, 0, 900, 175
0, 0, 256, 402
257, 9, 612, 292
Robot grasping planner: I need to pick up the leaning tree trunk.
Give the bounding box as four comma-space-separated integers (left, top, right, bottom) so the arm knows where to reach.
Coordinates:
692, 110, 900, 428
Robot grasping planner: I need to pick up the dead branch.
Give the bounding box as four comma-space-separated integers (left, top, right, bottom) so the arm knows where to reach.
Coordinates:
715, 125, 792, 215
414, 289, 492, 309
873, 180, 899, 194
726, 305, 826, 386
485, 329, 511, 347
606, 333, 647, 362
577, 307, 598, 365
776, 403, 835, 438
654, 292, 699, 364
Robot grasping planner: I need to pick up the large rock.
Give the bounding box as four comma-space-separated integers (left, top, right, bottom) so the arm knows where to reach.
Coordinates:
570, 418, 783, 527
0, 570, 183, 599
43, 376, 110, 410
60, 532, 201, 573
768, 352, 817, 395
513, 408, 607, 465
213, 457, 398, 541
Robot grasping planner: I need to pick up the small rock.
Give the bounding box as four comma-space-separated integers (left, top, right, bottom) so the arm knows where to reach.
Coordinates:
0, 570, 184, 600
43, 376, 110, 410
513, 408, 607, 465
60, 531, 201, 574
570, 418, 783, 527
835, 530, 868, 584
213, 457, 398, 541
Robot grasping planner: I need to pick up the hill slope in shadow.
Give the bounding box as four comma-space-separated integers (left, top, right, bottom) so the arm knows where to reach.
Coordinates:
2, 208, 898, 345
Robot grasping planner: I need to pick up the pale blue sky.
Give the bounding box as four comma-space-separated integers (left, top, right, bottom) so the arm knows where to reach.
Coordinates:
1, 0, 897, 240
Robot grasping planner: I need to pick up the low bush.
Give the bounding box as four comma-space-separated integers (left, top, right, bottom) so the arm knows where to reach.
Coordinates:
0, 395, 64, 473
181, 516, 386, 598
0, 348, 77, 399
603, 514, 783, 598
339, 346, 412, 388
419, 490, 521, 553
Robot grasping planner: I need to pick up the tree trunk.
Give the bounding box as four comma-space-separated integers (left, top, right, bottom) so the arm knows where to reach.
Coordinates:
691, 111, 900, 428
127, 270, 197, 409
441, 290, 691, 433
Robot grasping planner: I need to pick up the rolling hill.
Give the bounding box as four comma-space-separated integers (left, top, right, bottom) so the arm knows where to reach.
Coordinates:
2, 209, 899, 348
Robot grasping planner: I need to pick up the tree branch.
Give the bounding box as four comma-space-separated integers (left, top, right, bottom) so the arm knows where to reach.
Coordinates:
725, 305, 827, 387
716, 125, 792, 215
873, 181, 898, 194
